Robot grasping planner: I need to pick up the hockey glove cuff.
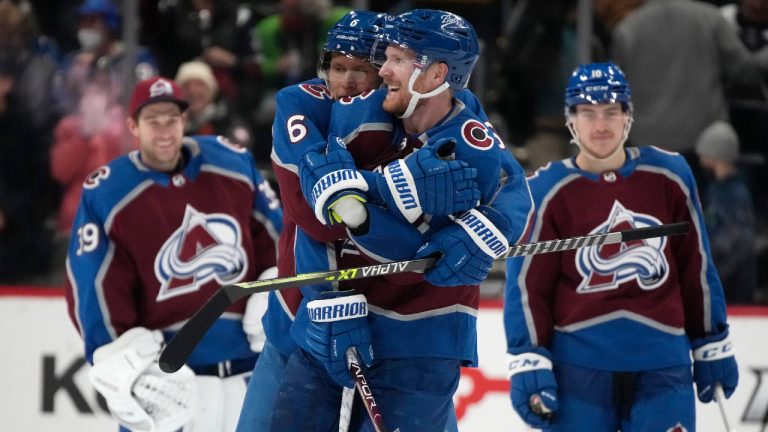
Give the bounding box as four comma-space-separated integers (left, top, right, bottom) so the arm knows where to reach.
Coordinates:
376, 139, 480, 223
305, 291, 374, 388
691, 324, 738, 403
507, 346, 558, 429
298, 149, 368, 226
415, 206, 510, 286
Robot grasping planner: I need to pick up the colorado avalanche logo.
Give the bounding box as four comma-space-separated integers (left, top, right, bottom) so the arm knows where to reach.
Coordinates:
298, 83, 332, 100
154, 204, 247, 301
575, 201, 669, 294
461, 119, 494, 150
665, 423, 687, 432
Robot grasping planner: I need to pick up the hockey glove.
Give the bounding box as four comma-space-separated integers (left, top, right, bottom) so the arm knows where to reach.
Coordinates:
507, 346, 559, 429
373, 139, 480, 223
299, 148, 368, 226
305, 290, 374, 388
691, 324, 738, 403
415, 206, 510, 286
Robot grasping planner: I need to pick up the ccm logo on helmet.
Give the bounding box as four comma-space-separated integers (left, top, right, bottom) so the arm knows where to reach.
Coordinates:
461, 119, 494, 150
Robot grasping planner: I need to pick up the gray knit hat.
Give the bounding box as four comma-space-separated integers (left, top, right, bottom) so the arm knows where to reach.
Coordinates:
695, 121, 740, 163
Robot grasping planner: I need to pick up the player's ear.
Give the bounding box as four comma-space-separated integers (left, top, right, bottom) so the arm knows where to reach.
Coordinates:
126, 116, 138, 137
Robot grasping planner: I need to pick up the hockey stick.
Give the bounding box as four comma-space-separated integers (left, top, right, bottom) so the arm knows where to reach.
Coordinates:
715, 384, 737, 432
159, 222, 689, 373
346, 347, 395, 432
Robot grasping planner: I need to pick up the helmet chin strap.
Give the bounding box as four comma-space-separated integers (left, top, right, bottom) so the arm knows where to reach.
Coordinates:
398, 67, 450, 119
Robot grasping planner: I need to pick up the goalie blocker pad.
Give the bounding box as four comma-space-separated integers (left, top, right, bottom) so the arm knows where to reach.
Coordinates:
88, 327, 197, 432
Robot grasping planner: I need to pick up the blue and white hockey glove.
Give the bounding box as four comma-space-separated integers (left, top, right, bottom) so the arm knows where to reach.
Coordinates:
299, 148, 368, 226
373, 139, 480, 223
415, 205, 510, 286
507, 347, 559, 429
305, 290, 374, 388
691, 324, 738, 403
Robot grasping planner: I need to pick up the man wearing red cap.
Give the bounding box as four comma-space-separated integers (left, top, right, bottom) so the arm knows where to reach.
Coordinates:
64, 76, 283, 432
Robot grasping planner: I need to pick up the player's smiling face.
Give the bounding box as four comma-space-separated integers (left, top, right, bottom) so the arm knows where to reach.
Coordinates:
128, 102, 186, 171
326, 53, 381, 99
379, 45, 422, 115
572, 103, 628, 158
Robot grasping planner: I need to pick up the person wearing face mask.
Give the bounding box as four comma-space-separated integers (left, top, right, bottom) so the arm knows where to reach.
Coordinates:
53, 0, 158, 116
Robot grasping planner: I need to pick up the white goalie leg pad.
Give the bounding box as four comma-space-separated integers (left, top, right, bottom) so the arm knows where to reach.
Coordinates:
88, 327, 198, 432
187, 373, 249, 432
506, 352, 553, 379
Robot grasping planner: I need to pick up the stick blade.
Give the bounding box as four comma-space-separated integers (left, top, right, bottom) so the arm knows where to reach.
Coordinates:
159, 289, 234, 373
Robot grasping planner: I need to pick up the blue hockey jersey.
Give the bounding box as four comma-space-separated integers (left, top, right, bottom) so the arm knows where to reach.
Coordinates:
66, 136, 282, 368
504, 146, 729, 371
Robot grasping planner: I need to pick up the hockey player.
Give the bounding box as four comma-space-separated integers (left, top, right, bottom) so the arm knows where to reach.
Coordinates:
65, 76, 282, 432
503, 62, 739, 431
272, 9, 533, 431
236, 10, 482, 431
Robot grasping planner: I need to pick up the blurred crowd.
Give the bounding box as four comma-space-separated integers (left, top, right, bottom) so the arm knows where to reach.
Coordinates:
0, 0, 766, 305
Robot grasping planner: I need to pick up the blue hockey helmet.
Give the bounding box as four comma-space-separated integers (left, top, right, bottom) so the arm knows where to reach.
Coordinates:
565, 62, 632, 113
319, 10, 389, 77
379, 9, 479, 91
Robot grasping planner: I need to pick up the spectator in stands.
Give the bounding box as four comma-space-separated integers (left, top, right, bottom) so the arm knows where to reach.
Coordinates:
0, 0, 59, 131
53, 0, 157, 115
175, 60, 253, 150
720, 0, 768, 100
150, 0, 254, 102
696, 120, 758, 304
50, 73, 126, 237
0, 56, 58, 283
611, 0, 768, 178
248, 0, 348, 162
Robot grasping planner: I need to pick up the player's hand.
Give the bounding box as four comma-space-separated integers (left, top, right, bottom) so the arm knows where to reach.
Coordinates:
298, 149, 368, 226
691, 324, 738, 403
377, 139, 480, 223
415, 206, 510, 286
507, 347, 559, 429
305, 290, 374, 388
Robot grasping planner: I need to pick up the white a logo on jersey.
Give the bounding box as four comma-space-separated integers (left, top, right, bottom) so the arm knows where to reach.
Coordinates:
575, 201, 669, 294
154, 204, 247, 301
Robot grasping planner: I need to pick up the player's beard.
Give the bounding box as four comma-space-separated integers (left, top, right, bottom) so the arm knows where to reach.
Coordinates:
382, 85, 410, 116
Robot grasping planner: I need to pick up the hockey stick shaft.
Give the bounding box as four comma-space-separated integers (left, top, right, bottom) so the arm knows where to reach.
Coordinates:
715, 384, 737, 432
346, 347, 389, 432
159, 222, 688, 372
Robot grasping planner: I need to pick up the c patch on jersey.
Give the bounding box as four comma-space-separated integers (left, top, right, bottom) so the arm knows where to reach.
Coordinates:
575, 201, 669, 294
83, 166, 111, 189
154, 204, 247, 301
298, 83, 332, 100
461, 119, 494, 150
